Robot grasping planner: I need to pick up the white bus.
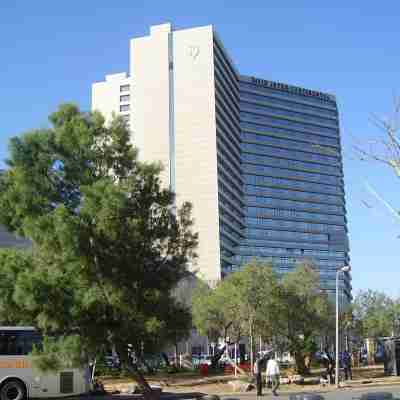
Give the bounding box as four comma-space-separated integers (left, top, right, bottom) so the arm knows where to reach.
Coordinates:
0, 327, 90, 400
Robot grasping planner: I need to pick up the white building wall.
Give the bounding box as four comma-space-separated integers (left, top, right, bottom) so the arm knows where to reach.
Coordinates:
130, 24, 172, 186
92, 23, 222, 284
172, 26, 221, 283
92, 73, 134, 129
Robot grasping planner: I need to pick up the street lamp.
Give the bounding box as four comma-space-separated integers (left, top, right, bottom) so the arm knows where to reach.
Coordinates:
336, 265, 351, 388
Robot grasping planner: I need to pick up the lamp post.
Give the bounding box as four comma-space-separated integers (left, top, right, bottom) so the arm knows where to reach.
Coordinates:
336, 265, 351, 388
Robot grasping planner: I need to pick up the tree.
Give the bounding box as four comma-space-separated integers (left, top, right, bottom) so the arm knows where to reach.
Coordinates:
0, 104, 198, 400
353, 289, 399, 339
0, 248, 34, 325
192, 280, 228, 345
356, 99, 400, 223
220, 261, 279, 371
192, 262, 331, 374
275, 264, 333, 374
192, 261, 281, 370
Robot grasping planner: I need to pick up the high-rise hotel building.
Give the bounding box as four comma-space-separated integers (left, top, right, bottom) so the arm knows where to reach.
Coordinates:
92, 23, 351, 303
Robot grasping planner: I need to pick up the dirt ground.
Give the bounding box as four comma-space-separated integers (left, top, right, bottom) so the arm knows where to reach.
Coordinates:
101, 365, 389, 395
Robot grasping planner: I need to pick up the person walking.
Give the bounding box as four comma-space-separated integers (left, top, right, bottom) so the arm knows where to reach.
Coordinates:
266, 354, 280, 396
342, 350, 353, 380
254, 356, 263, 396
322, 349, 334, 384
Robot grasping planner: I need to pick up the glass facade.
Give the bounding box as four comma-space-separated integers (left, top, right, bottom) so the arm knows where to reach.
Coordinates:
214, 72, 350, 303
211, 43, 351, 303
213, 38, 245, 273
236, 75, 351, 303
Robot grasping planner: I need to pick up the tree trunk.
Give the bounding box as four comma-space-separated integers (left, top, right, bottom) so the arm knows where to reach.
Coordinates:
225, 353, 248, 376
161, 352, 170, 367
294, 351, 307, 375
125, 363, 159, 400
116, 346, 158, 400
250, 323, 254, 376
174, 343, 178, 367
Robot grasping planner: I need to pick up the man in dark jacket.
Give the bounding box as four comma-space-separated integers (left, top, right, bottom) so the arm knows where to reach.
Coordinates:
322, 350, 334, 384
254, 356, 263, 396
342, 350, 352, 380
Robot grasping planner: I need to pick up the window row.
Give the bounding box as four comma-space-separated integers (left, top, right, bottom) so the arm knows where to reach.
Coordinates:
242, 163, 342, 185
220, 201, 242, 220
120, 104, 130, 112
218, 170, 242, 200
242, 153, 342, 175
219, 180, 243, 203
219, 197, 243, 219
120, 95, 130, 102
220, 235, 239, 249
235, 255, 344, 267
245, 227, 329, 241
217, 148, 242, 182
239, 82, 337, 108
241, 101, 338, 127
238, 246, 345, 258
215, 85, 240, 124
240, 238, 330, 250
240, 91, 338, 118
221, 248, 235, 258
245, 217, 345, 233
242, 143, 340, 166
242, 132, 340, 157
220, 222, 242, 240
242, 122, 339, 148
220, 211, 243, 229
244, 185, 344, 205
244, 174, 343, 195
216, 107, 241, 147
245, 206, 346, 223
245, 195, 344, 213
241, 112, 338, 137
213, 41, 238, 90
120, 84, 130, 92
215, 66, 240, 110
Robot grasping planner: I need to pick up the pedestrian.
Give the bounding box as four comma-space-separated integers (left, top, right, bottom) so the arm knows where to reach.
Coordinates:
254, 356, 263, 396
342, 350, 352, 380
322, 349, 334, 384
266, 354, 280, 396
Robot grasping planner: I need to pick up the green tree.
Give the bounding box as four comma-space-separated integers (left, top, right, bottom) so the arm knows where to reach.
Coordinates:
220, 261, 279, 370
276, 264, 333, 374
192, 280, 228, 345
0, 104, 198, 400
0, 248, 34, 325
353, 289, 398, 339
192, 261, 280, 370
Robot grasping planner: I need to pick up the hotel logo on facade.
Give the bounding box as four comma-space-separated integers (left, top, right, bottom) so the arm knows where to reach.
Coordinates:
251, 77, 335, 103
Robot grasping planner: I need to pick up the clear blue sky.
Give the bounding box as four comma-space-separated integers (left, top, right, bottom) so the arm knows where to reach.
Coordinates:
1, 1, 399, 297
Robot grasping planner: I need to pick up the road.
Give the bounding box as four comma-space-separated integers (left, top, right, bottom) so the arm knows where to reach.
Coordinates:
84, 384, 400, 400
218, 385, 400, 399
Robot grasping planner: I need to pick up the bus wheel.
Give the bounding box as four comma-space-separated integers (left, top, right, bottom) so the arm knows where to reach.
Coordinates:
0, 380, 26, 400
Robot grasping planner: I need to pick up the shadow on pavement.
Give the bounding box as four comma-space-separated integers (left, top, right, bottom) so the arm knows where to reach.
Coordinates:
162, 392, 206, 399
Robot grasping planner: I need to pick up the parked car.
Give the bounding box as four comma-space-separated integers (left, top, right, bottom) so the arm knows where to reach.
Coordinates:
104, 355, 120, 369
199, 355, 212, 365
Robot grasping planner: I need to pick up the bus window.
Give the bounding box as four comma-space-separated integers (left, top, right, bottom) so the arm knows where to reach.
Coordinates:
0, 333, 8, 355
23, 333, 42, 354
0, 332, 42, 355
0, 333, 24, 355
